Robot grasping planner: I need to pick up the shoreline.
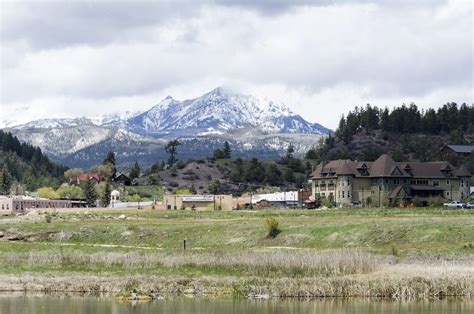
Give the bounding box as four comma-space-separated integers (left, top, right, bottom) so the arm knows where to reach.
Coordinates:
0, 271, 472, 300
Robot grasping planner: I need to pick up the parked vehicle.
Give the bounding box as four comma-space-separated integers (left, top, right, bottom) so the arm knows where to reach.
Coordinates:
443, 201, 464, 208
463, 202, 474, 209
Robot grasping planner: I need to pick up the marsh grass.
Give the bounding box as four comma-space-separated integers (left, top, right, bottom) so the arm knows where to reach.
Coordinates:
0, 250, 388, 278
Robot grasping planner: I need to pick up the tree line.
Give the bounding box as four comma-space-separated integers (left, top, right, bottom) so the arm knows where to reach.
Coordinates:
0, 130, 67, 194
336, 102, 474, 143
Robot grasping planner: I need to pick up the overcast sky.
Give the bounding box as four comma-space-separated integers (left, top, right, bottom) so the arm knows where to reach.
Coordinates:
1, 0, 472, 129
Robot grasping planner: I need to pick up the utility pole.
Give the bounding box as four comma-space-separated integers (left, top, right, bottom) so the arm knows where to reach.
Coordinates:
379, 185, 381, 208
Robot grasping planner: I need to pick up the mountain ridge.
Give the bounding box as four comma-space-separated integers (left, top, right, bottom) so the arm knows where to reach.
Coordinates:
3, 87, 331, 168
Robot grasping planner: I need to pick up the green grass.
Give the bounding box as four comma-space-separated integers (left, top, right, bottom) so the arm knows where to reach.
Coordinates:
0, 207, 473, 277
123, 185, 164, 201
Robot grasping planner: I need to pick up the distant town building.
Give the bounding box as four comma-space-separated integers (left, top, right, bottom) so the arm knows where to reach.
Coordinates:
72, 173, 104, 185
311, 154, 471, 206
440, 145, 474, 157
113, 173, 131, 186
0, 196, 86, 213
162, 194, 233, 211
252, 191, 298, 208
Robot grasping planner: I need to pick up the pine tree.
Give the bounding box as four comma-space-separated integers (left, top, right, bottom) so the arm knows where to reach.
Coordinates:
285, 143, 295, 161
100, 181, 112, 207
223, 141, 231, 159
265, 163, 282, 186
0, 167, 12, 195
129, 161, 141, 180
103, 151, 117, 178
165, 140, 181, 166
82, 179, 98, 207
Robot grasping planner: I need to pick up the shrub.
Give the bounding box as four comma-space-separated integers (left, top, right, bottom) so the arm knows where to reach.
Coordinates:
412, 196, 423, 207
265, 217, 281, 238
176, 160, 186, 169
365, 196, 372, 207
169, 181, 179, 188
321, 198, 334, 208
45, 213, 52, 223
427, 196, 443, 207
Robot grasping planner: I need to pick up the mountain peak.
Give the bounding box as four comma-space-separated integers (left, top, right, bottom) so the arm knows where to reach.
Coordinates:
120, 87, 331, 137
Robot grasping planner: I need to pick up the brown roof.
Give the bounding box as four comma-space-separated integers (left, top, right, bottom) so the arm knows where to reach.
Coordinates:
370, 154, 398, 177
311, 155, 471, 179
455, 165, 471, 177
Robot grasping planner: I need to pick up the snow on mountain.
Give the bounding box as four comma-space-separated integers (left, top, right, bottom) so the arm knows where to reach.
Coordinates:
121, 87, 331, 137
3, 87, 332, 168
11, 117, 95, 130
91, 111, 140, 127
6, 124, 149, 158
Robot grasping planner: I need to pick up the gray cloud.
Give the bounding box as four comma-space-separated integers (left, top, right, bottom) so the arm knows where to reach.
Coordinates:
0, 0, 472, 129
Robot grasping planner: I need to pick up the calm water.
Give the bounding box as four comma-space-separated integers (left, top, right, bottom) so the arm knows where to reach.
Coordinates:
0, 294, 472, 314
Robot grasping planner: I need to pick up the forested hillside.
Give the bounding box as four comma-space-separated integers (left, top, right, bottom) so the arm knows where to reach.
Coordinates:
305, 103, 474, 171
0, 130, 67, 194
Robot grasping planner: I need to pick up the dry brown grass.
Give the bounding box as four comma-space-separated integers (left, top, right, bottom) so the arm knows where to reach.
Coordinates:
0, 250, 389, 277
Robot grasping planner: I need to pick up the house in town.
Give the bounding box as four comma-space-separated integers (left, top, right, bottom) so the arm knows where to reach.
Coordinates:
71, 173, 105, 185
252, 191, 299, 208
162, 194, 233, 211
440, 145, 474, 158
113, 173, 131, 186
0, 196, 86, 213
311, 154, 471, 206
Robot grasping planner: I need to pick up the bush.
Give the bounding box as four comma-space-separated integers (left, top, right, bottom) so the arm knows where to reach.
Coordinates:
265, 217, 281, 238
321, 198, 335, 208
412, 196, 423, 207
169, 181, 179, 188
365, 196, 372, 207
427, 196, 443, 207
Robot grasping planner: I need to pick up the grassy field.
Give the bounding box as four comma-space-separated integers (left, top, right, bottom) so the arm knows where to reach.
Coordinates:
0, 207, 473, 298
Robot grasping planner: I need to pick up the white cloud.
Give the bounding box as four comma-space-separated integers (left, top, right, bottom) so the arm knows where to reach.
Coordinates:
0, 0, 472, 129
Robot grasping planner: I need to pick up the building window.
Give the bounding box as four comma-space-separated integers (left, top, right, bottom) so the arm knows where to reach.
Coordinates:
342, 191, 345, 198
446, 191, 450, 197
371, 191, 375, 195
446, 180, 450, 185
394, 179, 400, 185
433, 180, 439, 187
1, 205, 3, 210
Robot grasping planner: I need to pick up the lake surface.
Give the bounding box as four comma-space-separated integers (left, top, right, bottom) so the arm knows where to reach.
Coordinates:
0, 294, 472, 314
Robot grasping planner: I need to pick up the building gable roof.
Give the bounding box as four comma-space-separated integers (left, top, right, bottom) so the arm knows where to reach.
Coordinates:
455, 165, 471, 177
370, 154, 397, 177
445, 145, 474, 154
311, 155, 471, 180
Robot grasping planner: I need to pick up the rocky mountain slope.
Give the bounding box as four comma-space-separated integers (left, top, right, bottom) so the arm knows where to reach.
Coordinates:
4, 87, 331, 168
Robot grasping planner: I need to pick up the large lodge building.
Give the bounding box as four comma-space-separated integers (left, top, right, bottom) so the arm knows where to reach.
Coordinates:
311, 154, 471, 206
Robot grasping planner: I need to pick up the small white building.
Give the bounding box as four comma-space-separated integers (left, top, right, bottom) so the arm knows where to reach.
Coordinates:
252, 191, 298, 207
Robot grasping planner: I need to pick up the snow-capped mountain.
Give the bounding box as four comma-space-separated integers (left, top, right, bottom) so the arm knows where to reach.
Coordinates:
4, 87, 331, 168
11, 117, 95, 130
121, 87, 330, 138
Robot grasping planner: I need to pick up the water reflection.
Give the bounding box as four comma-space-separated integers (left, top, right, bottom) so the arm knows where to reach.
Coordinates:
0, 294, 472, 314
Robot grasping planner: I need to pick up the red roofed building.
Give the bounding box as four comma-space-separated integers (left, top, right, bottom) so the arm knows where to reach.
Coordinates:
72, 173, 105, 185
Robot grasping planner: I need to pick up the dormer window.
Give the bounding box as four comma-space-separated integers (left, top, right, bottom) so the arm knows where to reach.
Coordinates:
404, 164, 412, 174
